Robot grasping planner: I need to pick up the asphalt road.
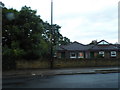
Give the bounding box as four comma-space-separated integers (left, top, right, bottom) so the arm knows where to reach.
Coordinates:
2, 73, 119, 88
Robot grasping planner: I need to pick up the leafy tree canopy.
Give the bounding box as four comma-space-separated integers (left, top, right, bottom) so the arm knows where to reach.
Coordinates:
2, 3, 71, 63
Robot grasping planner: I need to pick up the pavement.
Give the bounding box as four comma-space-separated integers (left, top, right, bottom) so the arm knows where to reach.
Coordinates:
2, 66, 120, 78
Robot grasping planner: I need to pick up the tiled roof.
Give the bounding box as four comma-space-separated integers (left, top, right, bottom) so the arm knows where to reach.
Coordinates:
57, 40, 119, 51
62, 42, 87, 51
89, 45, 118, 51
57, 41, 93, 51
89, 40, 119, 51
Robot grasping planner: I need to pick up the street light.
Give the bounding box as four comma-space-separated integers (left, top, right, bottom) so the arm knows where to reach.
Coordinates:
50, 0, 53, 69
51, 0, 53, 26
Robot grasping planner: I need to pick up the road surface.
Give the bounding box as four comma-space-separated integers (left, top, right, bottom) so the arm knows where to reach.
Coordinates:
2, 73, 119, 88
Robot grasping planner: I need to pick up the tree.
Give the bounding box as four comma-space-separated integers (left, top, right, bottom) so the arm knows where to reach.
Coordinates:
2, 5, 47, 70
42, 22, 70, 46
2, 6, 24, 70
0, 1, 4, 8
89, 40, 98, 45
2, 4, 71, 70
16, 6, 46, 59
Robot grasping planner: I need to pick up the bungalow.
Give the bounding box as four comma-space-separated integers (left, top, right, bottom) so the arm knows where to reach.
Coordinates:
56, 40, 120, 59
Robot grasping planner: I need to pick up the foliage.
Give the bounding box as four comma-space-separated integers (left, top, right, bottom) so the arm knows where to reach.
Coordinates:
96, 54, 104, 58
89, 40, 98, 45
2, 3, 71, 70
2, 46, 25, 70
42, 22, 70, 45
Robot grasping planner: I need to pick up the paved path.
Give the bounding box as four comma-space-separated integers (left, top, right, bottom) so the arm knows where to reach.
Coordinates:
2, 66, 119, 78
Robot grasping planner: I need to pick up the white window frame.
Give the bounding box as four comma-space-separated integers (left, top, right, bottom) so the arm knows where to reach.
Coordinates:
111, 51, 116, 57
70, 52, 77, 58
99, 51, 104, 57
78, 52, 84, 58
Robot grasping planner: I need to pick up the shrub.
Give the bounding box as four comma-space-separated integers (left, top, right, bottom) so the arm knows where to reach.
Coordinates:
2, 46, 25, 70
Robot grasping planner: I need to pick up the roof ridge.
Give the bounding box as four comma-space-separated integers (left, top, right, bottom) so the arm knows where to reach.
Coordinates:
59, 46, 67, 50
97, 40, 111, 45
73, 41, 84, 45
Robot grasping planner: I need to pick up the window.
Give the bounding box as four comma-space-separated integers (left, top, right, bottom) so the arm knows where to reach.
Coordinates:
78, 52, 84, 58
99, 51, 104, 57
70, 52, 76, 58
111, 51, 116, 57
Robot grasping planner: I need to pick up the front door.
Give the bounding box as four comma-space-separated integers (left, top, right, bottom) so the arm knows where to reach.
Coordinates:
90, 52, 94, 58
61, 52, 65, 58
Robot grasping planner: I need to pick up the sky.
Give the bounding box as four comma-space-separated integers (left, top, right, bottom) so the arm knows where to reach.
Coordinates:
2, 0, 120, 44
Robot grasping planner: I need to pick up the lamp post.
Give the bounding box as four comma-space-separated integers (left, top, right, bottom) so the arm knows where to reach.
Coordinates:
50, 0, 53, 69
51, 0, 53, 25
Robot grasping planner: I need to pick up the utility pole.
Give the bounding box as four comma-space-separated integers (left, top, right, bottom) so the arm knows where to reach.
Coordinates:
50, 0, 53, 69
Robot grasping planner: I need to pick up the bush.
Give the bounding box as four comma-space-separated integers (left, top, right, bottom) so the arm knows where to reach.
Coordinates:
96, 54, 104, 58
2, 46, 25, 70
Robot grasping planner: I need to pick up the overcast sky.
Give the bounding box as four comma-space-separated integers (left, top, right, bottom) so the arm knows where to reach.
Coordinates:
2, 0, 119, 44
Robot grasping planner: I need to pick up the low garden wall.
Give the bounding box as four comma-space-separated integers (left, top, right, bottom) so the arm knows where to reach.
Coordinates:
16, 59, 119, 69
